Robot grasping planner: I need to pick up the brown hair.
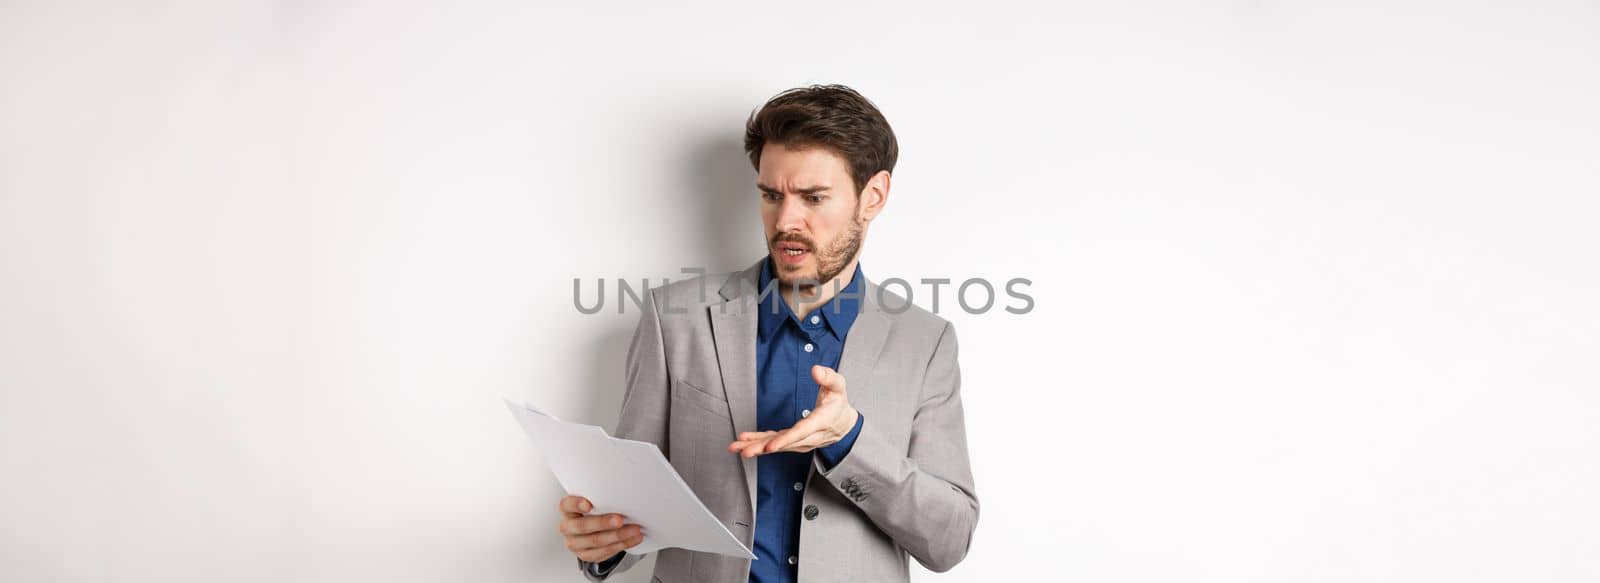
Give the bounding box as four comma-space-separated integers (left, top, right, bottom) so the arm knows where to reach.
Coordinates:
744, 84, 899, 196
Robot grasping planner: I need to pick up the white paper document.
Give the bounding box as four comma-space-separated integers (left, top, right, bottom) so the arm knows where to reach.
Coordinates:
504, 399, 756, 559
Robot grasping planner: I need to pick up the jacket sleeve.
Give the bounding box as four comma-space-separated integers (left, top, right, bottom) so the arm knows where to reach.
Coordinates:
812, 321, 980, 572
577, 288, 672, 580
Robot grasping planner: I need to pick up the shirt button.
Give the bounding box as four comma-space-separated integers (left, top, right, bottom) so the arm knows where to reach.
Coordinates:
788, 555, 797, 565
803, 343, 814, 353
792, 481, 804, 491
803, 505, 819, 520
801, 409, 811, 418
810, 315, 820, 324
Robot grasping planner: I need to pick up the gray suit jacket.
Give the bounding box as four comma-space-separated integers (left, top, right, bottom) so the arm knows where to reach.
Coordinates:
582, 259, 979, 582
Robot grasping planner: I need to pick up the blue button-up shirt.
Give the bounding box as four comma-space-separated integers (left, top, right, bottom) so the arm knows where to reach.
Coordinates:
750, 256, 865, 583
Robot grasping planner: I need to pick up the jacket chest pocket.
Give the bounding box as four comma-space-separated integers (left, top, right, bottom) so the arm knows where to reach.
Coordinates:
669, 378, 734, 453
667, 379, 737, 498
671, 378, 732, 419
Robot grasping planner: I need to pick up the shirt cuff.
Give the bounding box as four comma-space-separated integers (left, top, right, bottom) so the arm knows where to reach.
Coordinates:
816, 412, 864, 470
584, 552, 625, 578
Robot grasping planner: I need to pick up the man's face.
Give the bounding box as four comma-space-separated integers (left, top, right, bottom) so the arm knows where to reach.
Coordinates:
757, 143, 867, 287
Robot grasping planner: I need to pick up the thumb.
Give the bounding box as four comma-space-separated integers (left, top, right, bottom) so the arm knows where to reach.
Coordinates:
812, 365, 846, 393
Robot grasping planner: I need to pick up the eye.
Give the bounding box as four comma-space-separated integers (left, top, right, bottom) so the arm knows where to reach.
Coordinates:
760, 191, 781, 202
805, 194, 825, 204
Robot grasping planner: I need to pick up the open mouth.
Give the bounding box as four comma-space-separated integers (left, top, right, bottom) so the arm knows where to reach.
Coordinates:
776, 242, 811, 264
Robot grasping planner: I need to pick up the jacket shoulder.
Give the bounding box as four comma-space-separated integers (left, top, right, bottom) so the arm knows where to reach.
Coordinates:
867, 280, 954, 339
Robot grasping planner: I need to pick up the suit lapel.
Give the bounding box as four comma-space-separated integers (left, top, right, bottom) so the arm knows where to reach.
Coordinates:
710, 261, 763, 519
837, 280, 891, 418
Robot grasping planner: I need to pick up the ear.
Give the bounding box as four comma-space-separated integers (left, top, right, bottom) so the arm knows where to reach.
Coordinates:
858, 170, 891, 222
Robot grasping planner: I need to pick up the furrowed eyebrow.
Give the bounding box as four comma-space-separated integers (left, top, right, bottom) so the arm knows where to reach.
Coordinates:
757, 183, 831, 195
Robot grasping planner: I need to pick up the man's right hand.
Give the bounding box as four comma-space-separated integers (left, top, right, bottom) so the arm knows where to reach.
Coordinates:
558, 495, 644, 563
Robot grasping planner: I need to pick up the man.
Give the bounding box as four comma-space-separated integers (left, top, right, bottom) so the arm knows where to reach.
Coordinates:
555, 85, 979, 583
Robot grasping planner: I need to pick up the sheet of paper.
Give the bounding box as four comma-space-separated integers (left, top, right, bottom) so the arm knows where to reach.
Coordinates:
504, 399, 756, 559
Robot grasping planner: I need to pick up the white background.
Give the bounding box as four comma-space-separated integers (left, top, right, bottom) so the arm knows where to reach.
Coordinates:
3, 1, 1598, 581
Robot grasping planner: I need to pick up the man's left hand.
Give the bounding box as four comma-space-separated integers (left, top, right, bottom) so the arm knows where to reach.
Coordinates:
728, 364, 859, 458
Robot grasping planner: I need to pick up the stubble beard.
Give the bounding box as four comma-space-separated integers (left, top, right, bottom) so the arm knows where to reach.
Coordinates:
774, 213, 864, 291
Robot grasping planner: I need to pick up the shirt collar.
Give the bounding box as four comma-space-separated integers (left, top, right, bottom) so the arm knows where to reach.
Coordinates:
757, 256, 863, 342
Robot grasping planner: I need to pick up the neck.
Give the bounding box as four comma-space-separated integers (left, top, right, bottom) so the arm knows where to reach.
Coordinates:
779, 257, 859, 319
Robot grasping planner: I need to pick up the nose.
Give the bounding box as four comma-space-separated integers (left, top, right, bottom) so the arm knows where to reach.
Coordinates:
774, 195, 807, 234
